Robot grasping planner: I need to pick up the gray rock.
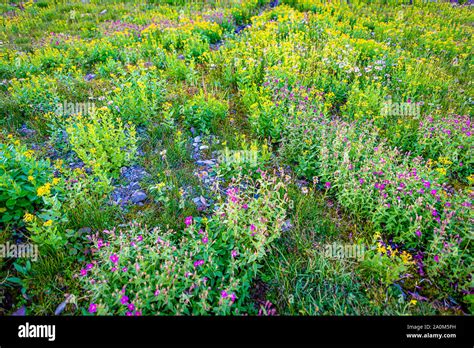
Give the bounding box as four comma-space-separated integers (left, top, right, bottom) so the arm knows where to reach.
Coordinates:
18, 124, 36, 137
196, 160, 215, 166
54, 299, 68, 316
120, 165, 149, 182
12, 306, 26, 316
130, 191, 147, 203
193, 196, 209, 210
282, 219, 293, 232
84, 73, 96, 81
77, 227, 92, 235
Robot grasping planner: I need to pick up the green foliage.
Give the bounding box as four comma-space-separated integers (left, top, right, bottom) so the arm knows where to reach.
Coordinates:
182, 93, 228, 133
0, 141, 54, 224
110, 72, 166, 125
65, 110, 137, 177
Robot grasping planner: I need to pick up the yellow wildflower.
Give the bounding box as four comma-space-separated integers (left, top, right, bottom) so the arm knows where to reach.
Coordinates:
43, 220, 53, 227
23, 212, 34, 223
400, 251, 413, 265
37, 183, 52, 197
23, 150, 34, 159
28, 176, 34, 182
376, 242, 386, 254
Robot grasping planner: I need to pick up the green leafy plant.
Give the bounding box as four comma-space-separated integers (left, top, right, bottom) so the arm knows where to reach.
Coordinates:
182, 93, 228, 134
65, 109, 137, 177
0, 140, 55, 225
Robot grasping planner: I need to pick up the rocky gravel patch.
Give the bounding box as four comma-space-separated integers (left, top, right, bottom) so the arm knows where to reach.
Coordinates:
110, 165, 150, 207
189, 134, 225, 211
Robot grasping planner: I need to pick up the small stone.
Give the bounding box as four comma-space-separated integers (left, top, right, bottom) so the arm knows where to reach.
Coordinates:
77, 227, 92, 235
129, 182, 140, 190
130, 191, 147, 203
196, 160, 214, 166
193, 196, 208, 210
282, 219, 293, 232
84, 73, 96, 81
18, 124, 35, 137
199, 145, 209, 150
12, 306, 26, 316
54, 299, 68, 316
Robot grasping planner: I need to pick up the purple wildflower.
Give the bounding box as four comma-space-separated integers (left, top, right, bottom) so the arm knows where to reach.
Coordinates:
194, 260, 204, 268
110, 253, 119, 264
185, 216, 193, 227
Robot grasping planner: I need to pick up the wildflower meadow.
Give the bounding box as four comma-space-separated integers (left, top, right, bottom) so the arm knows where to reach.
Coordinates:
0, 0, 472, 320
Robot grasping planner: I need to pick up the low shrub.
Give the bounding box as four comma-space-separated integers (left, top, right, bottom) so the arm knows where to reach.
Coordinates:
65, 109, 137, 177
182, 93, 228, 134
